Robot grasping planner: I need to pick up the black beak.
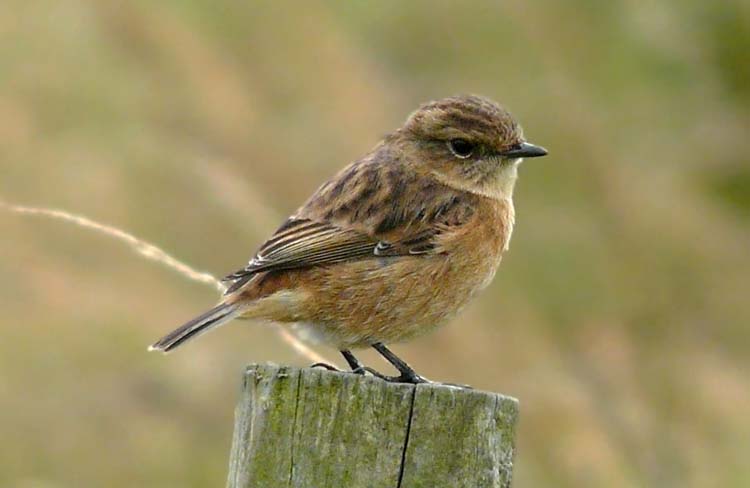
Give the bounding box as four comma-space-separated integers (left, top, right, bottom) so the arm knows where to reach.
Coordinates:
501, 142, 548, 159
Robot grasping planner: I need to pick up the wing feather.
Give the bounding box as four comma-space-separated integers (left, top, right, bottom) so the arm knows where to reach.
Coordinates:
222, 219, 378, 293
221, 218, 456, 294
221, 160, 477, 294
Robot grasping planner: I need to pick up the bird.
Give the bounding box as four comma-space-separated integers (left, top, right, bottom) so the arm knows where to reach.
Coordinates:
149, 95, 547, 384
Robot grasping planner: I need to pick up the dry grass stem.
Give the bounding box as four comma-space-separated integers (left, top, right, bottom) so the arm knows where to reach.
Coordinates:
0, 200, 331, 365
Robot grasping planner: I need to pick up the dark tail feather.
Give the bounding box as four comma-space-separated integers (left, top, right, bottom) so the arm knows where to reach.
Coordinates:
149, 302, 239, 353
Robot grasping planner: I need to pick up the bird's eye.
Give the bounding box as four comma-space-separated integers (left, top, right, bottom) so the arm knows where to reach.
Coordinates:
448, 139, 475, 159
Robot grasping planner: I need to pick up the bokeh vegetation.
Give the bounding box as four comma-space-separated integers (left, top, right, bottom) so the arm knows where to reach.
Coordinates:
1, 1, 748, 486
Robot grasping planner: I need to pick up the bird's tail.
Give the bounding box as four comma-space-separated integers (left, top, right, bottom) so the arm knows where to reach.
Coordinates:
149, 302, 241, 353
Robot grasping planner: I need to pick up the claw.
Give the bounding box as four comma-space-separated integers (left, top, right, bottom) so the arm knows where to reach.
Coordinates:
310, 362, 340, 371
310, 362, 367, 376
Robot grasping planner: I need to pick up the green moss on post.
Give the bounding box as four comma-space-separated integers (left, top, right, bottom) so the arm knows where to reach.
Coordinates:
227, 363, 519, 488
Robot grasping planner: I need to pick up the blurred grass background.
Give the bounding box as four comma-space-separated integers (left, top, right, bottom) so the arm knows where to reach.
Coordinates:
1, 1, 749, 486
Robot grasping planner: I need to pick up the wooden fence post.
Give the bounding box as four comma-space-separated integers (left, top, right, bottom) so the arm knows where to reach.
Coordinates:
227, 363, 519, 488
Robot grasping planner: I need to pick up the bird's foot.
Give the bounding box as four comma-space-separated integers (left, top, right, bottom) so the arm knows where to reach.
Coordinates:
310, 362, 366, 375
363, 367, 430, 384
367, 342, 431, 384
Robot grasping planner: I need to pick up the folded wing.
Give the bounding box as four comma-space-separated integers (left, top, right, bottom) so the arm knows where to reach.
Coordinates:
221, 218, 448, 294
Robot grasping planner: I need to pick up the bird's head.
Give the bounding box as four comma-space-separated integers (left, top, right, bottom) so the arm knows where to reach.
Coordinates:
397, 95, 547, 199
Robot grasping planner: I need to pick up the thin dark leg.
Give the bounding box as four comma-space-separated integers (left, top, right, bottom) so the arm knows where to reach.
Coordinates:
341, 350, 366, 374
368, 342, 429, 384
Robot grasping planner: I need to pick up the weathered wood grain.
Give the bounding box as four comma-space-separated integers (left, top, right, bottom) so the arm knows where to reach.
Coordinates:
227, 363, 518, 488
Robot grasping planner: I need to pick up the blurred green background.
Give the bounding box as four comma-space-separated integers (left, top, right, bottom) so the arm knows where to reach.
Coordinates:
1, 1, 749, 486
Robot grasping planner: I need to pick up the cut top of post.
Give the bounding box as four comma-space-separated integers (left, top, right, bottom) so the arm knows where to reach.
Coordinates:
227, 363, 519, 488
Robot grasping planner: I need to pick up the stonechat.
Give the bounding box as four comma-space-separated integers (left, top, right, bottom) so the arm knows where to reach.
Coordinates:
150, 95, 547, 383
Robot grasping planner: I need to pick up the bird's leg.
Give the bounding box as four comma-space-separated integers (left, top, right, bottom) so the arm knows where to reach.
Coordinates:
341, 350, 366, 374
310, 350, 365, 375
368, 342, 429, 384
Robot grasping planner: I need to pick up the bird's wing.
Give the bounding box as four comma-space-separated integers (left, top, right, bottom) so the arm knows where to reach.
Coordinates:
223, 219, 375, 282
221, 217, 456, 295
